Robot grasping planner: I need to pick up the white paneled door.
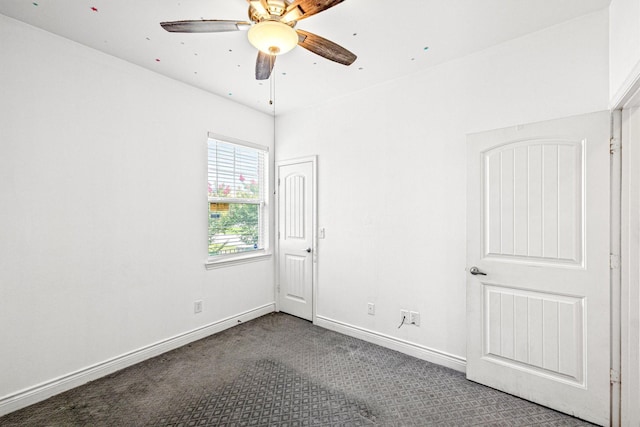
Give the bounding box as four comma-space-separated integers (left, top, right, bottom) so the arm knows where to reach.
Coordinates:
466, 112, 610, 425
277, 157, 316, 321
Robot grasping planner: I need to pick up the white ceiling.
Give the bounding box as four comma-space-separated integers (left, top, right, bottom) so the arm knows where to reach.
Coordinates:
0, 0, 610, 115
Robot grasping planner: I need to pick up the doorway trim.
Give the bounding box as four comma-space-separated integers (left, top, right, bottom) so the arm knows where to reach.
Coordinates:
275, 155, 318, 323
612, 63, 640, 426
616, 86, 640, 427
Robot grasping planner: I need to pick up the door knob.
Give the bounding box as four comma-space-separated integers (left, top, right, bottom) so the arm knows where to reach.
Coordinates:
469, 266, 487, 276
305, 248, 312, 253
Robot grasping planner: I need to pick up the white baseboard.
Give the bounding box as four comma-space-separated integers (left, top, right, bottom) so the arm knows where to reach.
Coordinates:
0, 303, 275, 417
315, 315, 467, 373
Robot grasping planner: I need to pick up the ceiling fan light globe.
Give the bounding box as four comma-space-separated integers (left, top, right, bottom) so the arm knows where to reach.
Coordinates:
248, 20, 298, 55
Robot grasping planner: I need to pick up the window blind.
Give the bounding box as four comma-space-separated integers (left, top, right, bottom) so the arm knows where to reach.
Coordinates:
207, 137, 268, 258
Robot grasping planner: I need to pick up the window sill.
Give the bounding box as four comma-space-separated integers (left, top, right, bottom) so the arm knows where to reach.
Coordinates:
205, 252, 272, 270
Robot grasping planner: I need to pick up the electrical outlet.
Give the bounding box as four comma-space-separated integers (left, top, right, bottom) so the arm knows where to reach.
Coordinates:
410, 311, 420, 326
194, 300, 203, 314
367, 303, 375, 315
400, 309, 409, 325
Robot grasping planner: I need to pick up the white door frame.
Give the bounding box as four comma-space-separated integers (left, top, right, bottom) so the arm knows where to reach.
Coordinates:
275, 155, 318, 323
612, 110, 622, 427
616, 80, 640, 427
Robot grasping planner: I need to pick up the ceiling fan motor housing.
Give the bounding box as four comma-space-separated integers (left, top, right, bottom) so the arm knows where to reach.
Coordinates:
249, 0, 290, 23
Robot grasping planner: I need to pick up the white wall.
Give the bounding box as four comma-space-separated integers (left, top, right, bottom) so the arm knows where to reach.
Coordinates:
275, 10, 609, 366
0, 15, 274, 412
610, 0, 640, 105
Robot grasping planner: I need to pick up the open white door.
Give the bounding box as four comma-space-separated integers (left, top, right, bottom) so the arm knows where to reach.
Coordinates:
277, 157, 316, 321
466, 111, 610, 425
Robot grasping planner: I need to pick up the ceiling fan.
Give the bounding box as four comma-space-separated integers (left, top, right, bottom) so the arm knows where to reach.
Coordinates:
160, 0, 357, 80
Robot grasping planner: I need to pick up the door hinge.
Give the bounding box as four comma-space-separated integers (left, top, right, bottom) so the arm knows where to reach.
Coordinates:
610, 368, 620, 384
278, 178, 281, 186
610, 253, 621, 269
610, 137, 621, 154
276, 284, 280, 293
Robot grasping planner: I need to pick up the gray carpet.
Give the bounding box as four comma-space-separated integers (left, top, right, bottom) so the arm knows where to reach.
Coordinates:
0, 313, 594, 426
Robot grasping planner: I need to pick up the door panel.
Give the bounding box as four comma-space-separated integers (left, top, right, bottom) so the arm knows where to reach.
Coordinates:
483, 140, 583, 265
277, 158, 315, 321
483, 285, 584, 382
467, 111, 610, 425
283, 254, 307, 302
284, 174, 307, 239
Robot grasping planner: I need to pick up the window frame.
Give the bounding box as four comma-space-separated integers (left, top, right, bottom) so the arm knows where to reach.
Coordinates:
205, 132, 271, 269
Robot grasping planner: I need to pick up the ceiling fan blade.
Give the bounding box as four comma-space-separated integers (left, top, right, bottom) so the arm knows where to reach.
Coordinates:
282, 0, 345, 22
296, 29, 356, 66
160, 20, 251, 33
256, 51, 276, 80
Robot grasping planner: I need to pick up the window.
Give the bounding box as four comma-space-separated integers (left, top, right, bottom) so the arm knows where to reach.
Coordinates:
207, 134, 269, 262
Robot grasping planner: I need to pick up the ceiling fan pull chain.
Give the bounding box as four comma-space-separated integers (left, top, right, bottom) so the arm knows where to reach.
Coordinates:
269, 58, 276, 114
